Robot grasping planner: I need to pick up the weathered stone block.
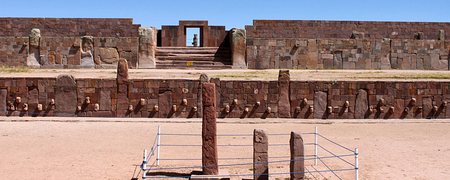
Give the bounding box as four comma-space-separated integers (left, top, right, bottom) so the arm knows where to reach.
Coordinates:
230, 28, 247, 69
355, 89, 368, 119
138, 27, 157, 68
202, 83, 218, 175
278, 70, 291, 118
290, 132, 305, 180
253, 129, 269, 180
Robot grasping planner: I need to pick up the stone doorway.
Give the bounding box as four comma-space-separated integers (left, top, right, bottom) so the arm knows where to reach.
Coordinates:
185, 27, 202, 47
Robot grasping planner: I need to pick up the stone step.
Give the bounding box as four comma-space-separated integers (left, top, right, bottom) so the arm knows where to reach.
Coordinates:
157, 60, 231, 66
156, 64, 233, 69
156, 56, 230, 62
156, 49, 230, 55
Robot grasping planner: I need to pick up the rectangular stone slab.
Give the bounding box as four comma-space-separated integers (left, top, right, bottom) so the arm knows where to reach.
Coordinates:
202, 83, 218, 175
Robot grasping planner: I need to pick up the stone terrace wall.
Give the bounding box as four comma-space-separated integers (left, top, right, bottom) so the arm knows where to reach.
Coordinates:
0, 18, 140, 37
247, 20, 450, 39
246, 20, 450, 70
0, 18, 142, 68
0, 76, 448, 119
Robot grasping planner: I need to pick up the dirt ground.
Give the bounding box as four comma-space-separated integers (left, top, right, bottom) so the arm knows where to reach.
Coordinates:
1, 69, 450, 81
1, 119, 450, 180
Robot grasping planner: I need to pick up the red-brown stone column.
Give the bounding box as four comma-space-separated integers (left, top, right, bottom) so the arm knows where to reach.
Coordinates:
253, 129, 269, 180
202, 83, 218, 175
116, 58, 129, 117
278, 70, 291, 118
290, 132, 305, 180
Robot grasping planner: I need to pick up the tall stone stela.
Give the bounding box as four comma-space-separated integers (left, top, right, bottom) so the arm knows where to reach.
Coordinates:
290, 132, 305, 180
278, 70, 291, 118
253, 129, 269, 180
201, 83, 218, 175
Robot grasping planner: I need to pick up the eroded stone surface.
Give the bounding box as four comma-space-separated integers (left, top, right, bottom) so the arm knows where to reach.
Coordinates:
55, 75, 77, 115
253, 129, 269, 180
290, 132, 305, 180
27, 28, 41, 67
202, 83, 218, 175
314, 91, 327, 119
138, 27, 157, 68
278, 70, 291, 118
81, 36, 95, 67
96, 48, 119, 64
230, 28, 246, 68
355, 89, 368, 119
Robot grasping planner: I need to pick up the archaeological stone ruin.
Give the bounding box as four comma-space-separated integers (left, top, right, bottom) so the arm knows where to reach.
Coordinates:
0, 18, 449, 119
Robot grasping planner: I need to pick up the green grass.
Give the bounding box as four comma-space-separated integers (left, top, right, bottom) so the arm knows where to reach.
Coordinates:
0, 66, 31, 73
355, 73, 450, 80
211, 71, 274, 80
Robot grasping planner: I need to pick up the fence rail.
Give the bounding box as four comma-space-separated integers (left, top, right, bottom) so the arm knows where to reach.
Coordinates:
137, 126, 359, 180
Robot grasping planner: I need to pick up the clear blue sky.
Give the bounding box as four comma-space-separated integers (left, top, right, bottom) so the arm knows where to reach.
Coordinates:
1, 0, 449, 29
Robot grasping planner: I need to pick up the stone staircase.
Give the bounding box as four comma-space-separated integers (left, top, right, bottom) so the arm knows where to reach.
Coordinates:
156, 47, 232, 69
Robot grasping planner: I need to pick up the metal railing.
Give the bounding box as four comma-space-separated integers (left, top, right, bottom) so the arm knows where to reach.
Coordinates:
138, 126, 359, 180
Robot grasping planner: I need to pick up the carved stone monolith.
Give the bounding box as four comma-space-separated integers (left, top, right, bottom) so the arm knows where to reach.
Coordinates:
202, 83, 218, 175
230, 28, 247, 69
138, 27, 157, 68
254, 129, 269, 180
290, 132, 305, 180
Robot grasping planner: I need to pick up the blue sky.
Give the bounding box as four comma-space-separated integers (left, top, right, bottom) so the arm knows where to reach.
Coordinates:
1, 0, 449, 29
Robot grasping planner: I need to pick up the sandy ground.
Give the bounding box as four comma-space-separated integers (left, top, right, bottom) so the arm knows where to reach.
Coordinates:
1, 119, 450, 180
0, 69, 449, 81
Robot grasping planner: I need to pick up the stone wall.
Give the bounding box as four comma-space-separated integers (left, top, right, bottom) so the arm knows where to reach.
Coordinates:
0, 36, 139, 68
246, 20, 450, 70
0, 18, 140, 37
247, 20, 450, 39
1, 75, 448, 119
247, 38, 450, 70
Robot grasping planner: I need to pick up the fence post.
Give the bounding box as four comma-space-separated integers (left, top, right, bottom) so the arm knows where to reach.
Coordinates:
314, 126, 318, 166
142, 149, 147, 180
355, 147, 359, 180
156, 125, 161, 166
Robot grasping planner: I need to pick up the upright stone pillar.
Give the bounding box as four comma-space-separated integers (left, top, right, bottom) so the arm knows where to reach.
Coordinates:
278, 70, 291, 118
27, 28, 41, 67
54, 75, 77, 116
230, 28, 247, 69
138, 27, 157, 68
253, 129, 269, 180
116, 58, 129, 117
202, 83, 218, 175
80, 36, 95, 67
290, 132, 305, 180
354, 89, 368, 119
197, 74, 210, 118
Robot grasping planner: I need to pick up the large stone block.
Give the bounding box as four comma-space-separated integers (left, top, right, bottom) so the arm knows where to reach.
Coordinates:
314, 91, 328, 119
80, 36, 95, 67
253, 129, 269, 180
290, 132, 305, 180
0, 89, 7, 115
96, 48, 119, 64
355, 89, 368, 119
278, 70, 291, 118
138, 27, 157, 68
202, 83, 218, 175
27, 28, 41, 67
230, 28, 247, 69
54, 75, 77, 115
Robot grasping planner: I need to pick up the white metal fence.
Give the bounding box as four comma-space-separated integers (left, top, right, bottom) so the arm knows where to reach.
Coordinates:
136, 126, 359, 180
